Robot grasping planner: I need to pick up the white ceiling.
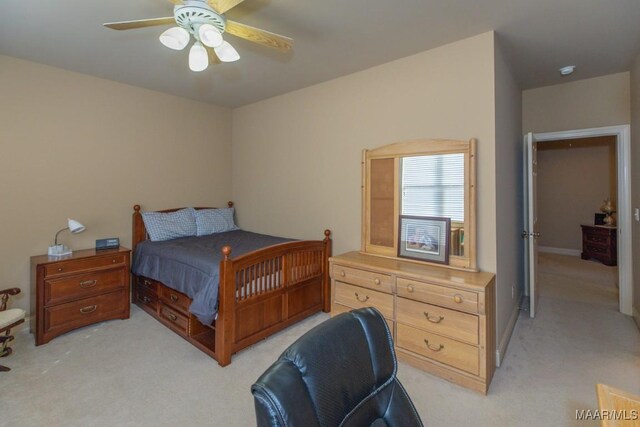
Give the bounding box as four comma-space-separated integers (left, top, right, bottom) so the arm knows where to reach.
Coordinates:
2, 0, 640, 108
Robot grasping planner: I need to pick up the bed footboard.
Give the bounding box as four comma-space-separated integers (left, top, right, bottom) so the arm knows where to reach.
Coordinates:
216, 230, 331, 366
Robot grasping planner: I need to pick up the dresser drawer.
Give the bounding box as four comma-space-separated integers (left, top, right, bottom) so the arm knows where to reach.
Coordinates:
45, 254, 127, 278
584, 233, 611, 245
396, 323, 479, 375
331, 264, 393, 294
136, 286, 158, 311
397, 277, 478, 313
44, 289, 127, 334
159, 303, 189, 334
159, 286, 190, 315
584, 244, 611, 255
334, 282, 393, 319
44, 268, 126, 306
332, 302, 394, 338
396, 297, 478, 345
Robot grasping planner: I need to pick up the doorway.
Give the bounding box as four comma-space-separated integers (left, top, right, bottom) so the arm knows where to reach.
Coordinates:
525, 125, 632, 316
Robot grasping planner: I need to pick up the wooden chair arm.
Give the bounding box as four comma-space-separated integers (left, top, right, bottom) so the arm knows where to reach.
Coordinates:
0, 288, 20, 297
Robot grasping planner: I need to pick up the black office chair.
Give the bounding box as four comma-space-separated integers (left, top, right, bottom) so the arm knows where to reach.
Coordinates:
251, 307, 423, 427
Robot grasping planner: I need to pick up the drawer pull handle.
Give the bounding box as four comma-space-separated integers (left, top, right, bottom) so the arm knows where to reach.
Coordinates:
167, 313, 178, 322
80, 305, 97, 314
407, 285, 414, 293
340, 270, 346, 277
373, 278, 381, 285
112, 259, 117, 263
354, 292, 370, 303
144, 279, 152, 286
57, 268, 64, 272
424, 339, 444, 352
141, 296, 151, 304
170, 294, 179, 303
79, 280, 97, 288
424, 312, 444, 323
453, 294, 463, 304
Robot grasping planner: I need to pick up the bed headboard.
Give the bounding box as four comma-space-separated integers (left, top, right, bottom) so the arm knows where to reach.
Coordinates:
132, 202, 234, 252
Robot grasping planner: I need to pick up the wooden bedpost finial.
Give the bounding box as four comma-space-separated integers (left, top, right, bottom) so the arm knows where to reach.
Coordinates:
134, 205, 141, 213
222, 246, 232, 260
227, 201, 234, 208
324, 229, 331, 240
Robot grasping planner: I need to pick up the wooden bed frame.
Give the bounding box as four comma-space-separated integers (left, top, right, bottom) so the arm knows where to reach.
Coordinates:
131, 202, 331, 366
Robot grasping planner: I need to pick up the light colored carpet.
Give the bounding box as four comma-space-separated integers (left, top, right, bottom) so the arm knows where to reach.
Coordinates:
2, 254, 638, 426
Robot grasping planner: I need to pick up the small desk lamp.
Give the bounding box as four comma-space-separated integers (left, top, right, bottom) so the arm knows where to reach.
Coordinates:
48, 218, 86, 256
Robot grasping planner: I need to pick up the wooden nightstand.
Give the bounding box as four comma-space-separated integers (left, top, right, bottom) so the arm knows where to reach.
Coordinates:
581, 225, 617, 266
30, 247, 131, 345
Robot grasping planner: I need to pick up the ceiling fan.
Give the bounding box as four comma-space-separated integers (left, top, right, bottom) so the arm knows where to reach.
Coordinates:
104, 0, 293, 72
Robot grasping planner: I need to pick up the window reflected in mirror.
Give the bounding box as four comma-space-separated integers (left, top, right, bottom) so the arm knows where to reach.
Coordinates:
401, 154, 465, 256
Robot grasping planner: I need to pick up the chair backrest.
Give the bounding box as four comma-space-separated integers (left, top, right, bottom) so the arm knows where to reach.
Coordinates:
251, 307, 423, 427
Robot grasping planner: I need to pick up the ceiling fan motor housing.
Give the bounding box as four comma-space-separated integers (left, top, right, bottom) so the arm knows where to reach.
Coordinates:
174, 1, 226, 34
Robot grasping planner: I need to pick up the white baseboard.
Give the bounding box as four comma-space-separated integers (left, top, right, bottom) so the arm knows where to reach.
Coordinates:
496, 301, 520, 367
538, 246, 581, 257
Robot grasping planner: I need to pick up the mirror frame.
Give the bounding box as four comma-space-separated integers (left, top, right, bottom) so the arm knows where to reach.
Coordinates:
362, 139, 477, 271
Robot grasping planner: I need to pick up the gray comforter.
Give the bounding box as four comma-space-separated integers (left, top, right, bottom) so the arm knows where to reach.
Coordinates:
132, 230, 291, 325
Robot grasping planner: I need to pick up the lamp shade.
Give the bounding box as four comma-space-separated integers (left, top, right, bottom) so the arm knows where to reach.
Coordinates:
198, 24, 223, 48
214, 41, 240, 63
189, 41, 209, 72
159, 27, 190, 50
68, 218, 86, 234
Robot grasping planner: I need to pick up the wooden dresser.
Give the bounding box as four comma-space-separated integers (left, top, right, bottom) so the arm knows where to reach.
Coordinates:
30, 247, 131, 345
581, 225, 617, 266
330, 251, 495, 394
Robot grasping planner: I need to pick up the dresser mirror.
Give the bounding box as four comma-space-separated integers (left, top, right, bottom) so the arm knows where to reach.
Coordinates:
362, 139, 477, 271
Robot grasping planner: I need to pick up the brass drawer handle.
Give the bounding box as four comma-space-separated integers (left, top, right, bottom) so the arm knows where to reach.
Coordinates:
453, 294, 463, 304
144, 279, 152, 286
80, 305, 97, 314
79, 280, 97, 288
112, 259, 117, 263
424, 312, 444, 324
57, 268, 64, 272
167, 313, 178, 322
406, 285, 414, 293
373, 278, 381, 285
170, 294, 179, 303
340, 270, 346, 277
141, 296, 152, 304
354, 292, 369, 303
424, 339, 444, 352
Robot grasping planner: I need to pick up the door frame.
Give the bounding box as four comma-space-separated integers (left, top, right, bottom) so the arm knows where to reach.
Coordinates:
533, 125, 632, 315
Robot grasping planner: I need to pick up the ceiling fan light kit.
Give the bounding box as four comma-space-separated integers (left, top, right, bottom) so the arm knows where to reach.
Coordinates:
104, 0, 293, 73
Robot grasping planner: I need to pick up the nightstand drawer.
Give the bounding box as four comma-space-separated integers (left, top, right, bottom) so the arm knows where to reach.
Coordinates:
397, 278, 478, 314
44, 268, 126, 306
159, 286, 190, 315
396, 297, 478, 345
44, 289, 128, 335
396, 323, 479, 375
44, 254, 127, 278
334, 281, 393, 319
331, 264, 393, 294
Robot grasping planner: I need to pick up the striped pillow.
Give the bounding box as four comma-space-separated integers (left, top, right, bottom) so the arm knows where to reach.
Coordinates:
141, 208, 197, 242
195, 208, 239, 236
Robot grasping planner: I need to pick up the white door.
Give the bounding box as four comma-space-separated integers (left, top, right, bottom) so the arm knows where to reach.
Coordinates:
524, 133, 539, 318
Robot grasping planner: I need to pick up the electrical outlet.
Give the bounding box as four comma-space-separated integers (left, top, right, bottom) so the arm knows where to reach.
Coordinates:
635, 208, 640, 222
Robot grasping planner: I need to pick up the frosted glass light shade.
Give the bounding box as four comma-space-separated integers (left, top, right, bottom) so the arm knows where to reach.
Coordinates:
159, 27, 190, 50
214, 41, 240, 62
198, 24, 223, 48
189, 41, 209, 72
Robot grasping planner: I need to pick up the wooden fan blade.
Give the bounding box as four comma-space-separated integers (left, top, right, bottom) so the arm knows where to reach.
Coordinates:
167, 0, 184, 4
225, 20, 293, 52
205, 46, 222, 64
103, 17, 175, 31
207, 0, 247, 14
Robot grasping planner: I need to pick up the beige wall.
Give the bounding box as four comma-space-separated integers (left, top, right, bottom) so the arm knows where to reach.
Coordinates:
231, 32, 507, 339
631, 54, 640, 324
523, 72, 631, 133
493, 34, 523, 348
0, 55, 232, 314
537, 137, 616, 251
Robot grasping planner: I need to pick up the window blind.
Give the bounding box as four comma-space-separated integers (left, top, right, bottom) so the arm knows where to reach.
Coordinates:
401, 154, 465, 222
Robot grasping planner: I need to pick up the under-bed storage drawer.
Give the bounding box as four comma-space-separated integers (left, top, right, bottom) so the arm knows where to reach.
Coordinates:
159, 286, 190, 315
159, 303, 189, 334
136, 286, 158, 311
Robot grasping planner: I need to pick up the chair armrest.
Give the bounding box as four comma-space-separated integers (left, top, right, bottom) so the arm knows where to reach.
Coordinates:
0, 288, 20, 297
